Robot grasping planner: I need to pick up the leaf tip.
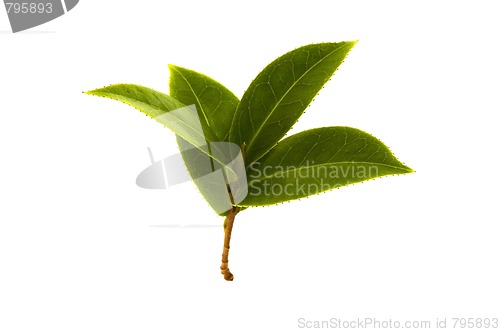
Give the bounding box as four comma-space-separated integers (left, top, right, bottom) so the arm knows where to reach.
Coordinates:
83, 85, 114, 97
400, 164, 415, 174
83, 89, 98, 96
345, 40, 358, 47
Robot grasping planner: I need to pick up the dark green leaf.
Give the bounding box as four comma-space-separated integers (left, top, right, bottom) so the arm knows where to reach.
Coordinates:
240, 127, 413, 206
168, 68, 243, 215
230, 41, 357, 165
169, 65, 239, 141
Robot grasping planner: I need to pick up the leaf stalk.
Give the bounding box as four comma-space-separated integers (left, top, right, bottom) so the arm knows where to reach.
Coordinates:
220, 206, 239, 281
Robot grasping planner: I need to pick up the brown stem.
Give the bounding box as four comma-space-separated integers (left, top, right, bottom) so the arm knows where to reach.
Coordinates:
220, 207, 238, 281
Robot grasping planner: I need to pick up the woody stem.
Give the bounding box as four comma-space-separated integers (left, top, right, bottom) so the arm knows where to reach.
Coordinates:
220, 207, 238, 281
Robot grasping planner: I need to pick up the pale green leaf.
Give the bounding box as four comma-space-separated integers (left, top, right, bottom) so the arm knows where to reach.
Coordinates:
240, 127, 413, 206
85, 84, 241, 180
176, 136, 234, 215
230, 41, 357, 165
85, 84, 217, 143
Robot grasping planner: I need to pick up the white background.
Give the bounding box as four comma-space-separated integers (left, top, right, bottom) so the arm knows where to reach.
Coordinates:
1, 1, 499, 331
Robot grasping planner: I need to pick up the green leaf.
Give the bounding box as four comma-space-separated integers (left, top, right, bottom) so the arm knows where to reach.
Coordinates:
230, 41, 357, 165
85, 84, 239, 174
169, 65, 239, 141
176, 136, 234, 215
240, 127, 413, 206
168, 68, 243, 215
85, 84, 218, 145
